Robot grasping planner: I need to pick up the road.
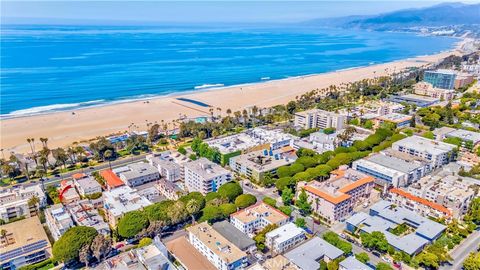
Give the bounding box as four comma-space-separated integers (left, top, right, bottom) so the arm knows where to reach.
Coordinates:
440, 229, 480, 270
241, 180, 280, 201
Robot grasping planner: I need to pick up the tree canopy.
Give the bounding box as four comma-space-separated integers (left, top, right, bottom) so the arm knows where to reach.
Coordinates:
235, 194, 257, 209
217, 182, 243, 202
53, 226, 98, 262
117, 210, 149, 238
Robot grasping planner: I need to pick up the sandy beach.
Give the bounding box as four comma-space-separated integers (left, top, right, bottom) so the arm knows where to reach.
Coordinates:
0, 41, 467, 154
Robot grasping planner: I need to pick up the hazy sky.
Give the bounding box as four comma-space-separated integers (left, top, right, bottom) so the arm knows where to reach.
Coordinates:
2, 1, 480, 24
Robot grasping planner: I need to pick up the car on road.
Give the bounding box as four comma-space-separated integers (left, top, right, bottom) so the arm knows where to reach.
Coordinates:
382, 256, 392, 263
372, 251, 381, 257
89, 167, 95, 170
339, 233, 346, 239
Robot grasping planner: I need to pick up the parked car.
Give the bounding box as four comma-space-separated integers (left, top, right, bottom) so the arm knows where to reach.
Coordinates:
339, 233, 346, 239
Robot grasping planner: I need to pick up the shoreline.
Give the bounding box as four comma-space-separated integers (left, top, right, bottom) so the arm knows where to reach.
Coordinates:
0, 38, 470, 153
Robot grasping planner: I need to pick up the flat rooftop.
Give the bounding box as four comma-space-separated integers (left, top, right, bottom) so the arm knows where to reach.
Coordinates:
211, 221, 255, 251
376, 113, 412, 123
184, 157, 231, 179
165, 237, 216, 270
231, 202, 289, 225
393, 135, 455, 155
447, 129, 480, 144
284, 237, 343, 270
265, 222, 305, 244
114, 162, 158, 180
230, 148, 296, 172
364, 152, 427, 174
0, 216, 51, 255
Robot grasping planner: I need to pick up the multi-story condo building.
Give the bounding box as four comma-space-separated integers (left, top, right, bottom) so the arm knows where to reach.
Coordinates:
433, 127, 480, 151
391, 135, 456, 168
346, 200, 446, 256
100, 169, 126, 190
352, 149, 432, 187
0, 217, 52, 270
72, 173, 102, 197
309, 131, 339, 152
148, 157, 182, 182
103, 186, 152, 227
229, 148, 297, 182
265, 222, 306, 254
299, 167, 374, 223
230, 202, 289, 235
66, 199, 110, 235
114, 162, 160, 187
386, 188, 452, 220
405, 174, 476, 219
0, 184, 46, 223
413, 82, 456, 100
294, 109, 345, 130
424, 69, 456, 89
212, 221, 257, 254
155, 179, 185, 200
184, 158, 232, 195
187, 222, 248, 270
454, 73, 475, 89
45, 204, 74, 241
373, 113, 412, 129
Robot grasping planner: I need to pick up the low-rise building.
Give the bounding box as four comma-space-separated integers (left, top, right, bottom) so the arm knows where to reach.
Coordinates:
72, 173, 103, 197
352, 149, 432, 187
373, 113, 412, 129
339, 256, 372, 270
345, 200, 446, 255
433, 127, 480, 150
59, 180, 81, 204
392, 135, 456, 168
265, 222, 306, 254
103, 186, 152, 227
294, 109, 345, 130
66, 199, 110, 235
299, 167, 374, 223
229, 147, 297, 182
284, 237, 344, 269
230, 202, 289, 235
212, 220, 257, 254
114, 162, 160, 187
387, 188, 452, 220
187, 222, 248, 270
155, 179, 185, 200
454, 72, 475, 89
100, 169, 125, 190
413, 82, 455, 100
0, 184, 46, 223
308, 131, 339, 152
388, 94, 439, 108
148, 157, 182, 182
0, 217, 52, 270
45, 204, 74, 241
184, 158, 233, 195
249, 255, 300, 270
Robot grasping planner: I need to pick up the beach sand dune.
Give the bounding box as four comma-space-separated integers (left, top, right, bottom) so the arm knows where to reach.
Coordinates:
0, 46, 463, 154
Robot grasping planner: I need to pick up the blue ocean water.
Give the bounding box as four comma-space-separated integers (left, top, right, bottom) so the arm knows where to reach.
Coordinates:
0, 25, 457, 117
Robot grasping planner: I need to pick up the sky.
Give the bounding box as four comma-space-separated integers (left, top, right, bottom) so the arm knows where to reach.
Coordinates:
2, 1, 480, 24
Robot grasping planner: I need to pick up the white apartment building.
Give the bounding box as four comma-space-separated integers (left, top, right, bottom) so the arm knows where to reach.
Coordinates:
309, 131, 339, 152
187, 222, 248, 270
72, 173, 102, 197
294, 109, 345, 130
103, 186, 152, 227
114, 162, 160, 187
414, 82, 456, 100
45, 204, 74, 241
148, 157, 182, 182
66, 199, 110, 235
0, 184, 46, 223
265, 222, 306, 254
230, 202, 289, 235
184, 158, 232, 195
392, 135, 456, 168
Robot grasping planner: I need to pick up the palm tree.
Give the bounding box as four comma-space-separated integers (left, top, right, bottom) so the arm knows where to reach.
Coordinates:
39, 137, 49, 148
1, 229, 9, 245
186, 199, 200, 224
226, 108, 232, 116
104, 150, 113, 169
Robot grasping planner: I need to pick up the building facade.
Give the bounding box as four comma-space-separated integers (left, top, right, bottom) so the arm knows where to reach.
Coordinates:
265, 223, 306, 254
72, 173, 102, 197
103, 186, 152, 227
424, 69, 456, 89
114, 162, 160, 187
0, 184, 46, 223
45, 204, 74, 241
230, 202, 289, 235
392, 136, 456, 168
294, 109, 345, 130
184, 158, 233, 195
414, 82, 455, 100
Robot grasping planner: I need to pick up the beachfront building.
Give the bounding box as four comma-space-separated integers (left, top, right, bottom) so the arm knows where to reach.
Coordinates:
388, 94, 439, 108
405, 174, 476, 219
0, 217, 52, 270
294, 109, 345, 130
413, 82, 456, 100
345, 200, 446, 256
114, 162, 160, 187
0, 184, 46, 223
391, 135, 456, 168
72, 173, 102, 197
352, 149, 432, 187
103, 185, 152, 227
339, 256, 372, 270
212, 221, 257, 254
100, 169, 125, 190
373, 113, 412, 129
229, 147, 297, 182
230, 202, 289, 235
299, 167, 374, 223
187, 222, 248, 270
45, 204, 74, 241
66, 199, 110, 235
284, 237, 344, 269
155, 179, 185, 200
184, 158, 232, 195
265, 222, 306, 254
424, 69, 456, 89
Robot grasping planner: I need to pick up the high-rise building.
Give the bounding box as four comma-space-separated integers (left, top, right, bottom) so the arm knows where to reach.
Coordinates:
424, 69, 456, 89
294, 109, 345, 130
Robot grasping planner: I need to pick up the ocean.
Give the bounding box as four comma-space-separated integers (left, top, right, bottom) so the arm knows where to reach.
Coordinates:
0, 25, 457, 118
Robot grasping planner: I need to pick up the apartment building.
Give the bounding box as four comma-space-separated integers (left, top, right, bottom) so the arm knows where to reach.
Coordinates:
424, 69, 456, 89
284, 237, 344, 269
59, 180, 81, 204
265, 222, 306, 254
45, 204, 74, 241
413, 82, 455, 100
103, 186, 152, 227
230, 202, 289, 235
149, 157, 182, 182
294, 109, 345, 130
100, 169, 126, 190
352, 149, 432, 187
155, 179, 185, 200
184, 158, 232, 195
392, 135, 456, 168
434, 127, 480, 150
212, 221, 257, 254
229, 148, 297, 182
187, 222, 248, 270
386, 188, 452, 220
66, 199, 110, 235
114, 162, 160, 187
339, 256, 372, 270
405, 174, 476, 219
454, 72, 475, 89
0, 217, 52, 270
0, 184, 46, 223
72, 173, 102, 197
300, 167, 374, 223
373, 113, 412, 129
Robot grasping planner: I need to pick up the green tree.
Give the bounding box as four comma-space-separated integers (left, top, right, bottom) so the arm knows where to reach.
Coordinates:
376, 262, 393, 270
219, 203, 237, 216
234, 194, 257, 209
177, 146, 187, 155
327, 259, 339, 270
263, 197, 277, 207
117, 211, 149, 238
138, 237, 153, 248
217, 182, 243, 202
279, 206, 292, 216
276, 177, 295, 192
295, 189, 311, 215
200, 205, 224, 222
463, 252, 480, 270
360, 231, 389, 253
355, 252, 370, 264
281, 187, 294, 206
53, 226, 98, 262
295, 218, 306, 228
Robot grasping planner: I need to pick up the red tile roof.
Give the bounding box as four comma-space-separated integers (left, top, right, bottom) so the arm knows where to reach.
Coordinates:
100, 170, 124, 189
303, 185, 351, 204
390, 188, 452, 216
72, 173, 87, 180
